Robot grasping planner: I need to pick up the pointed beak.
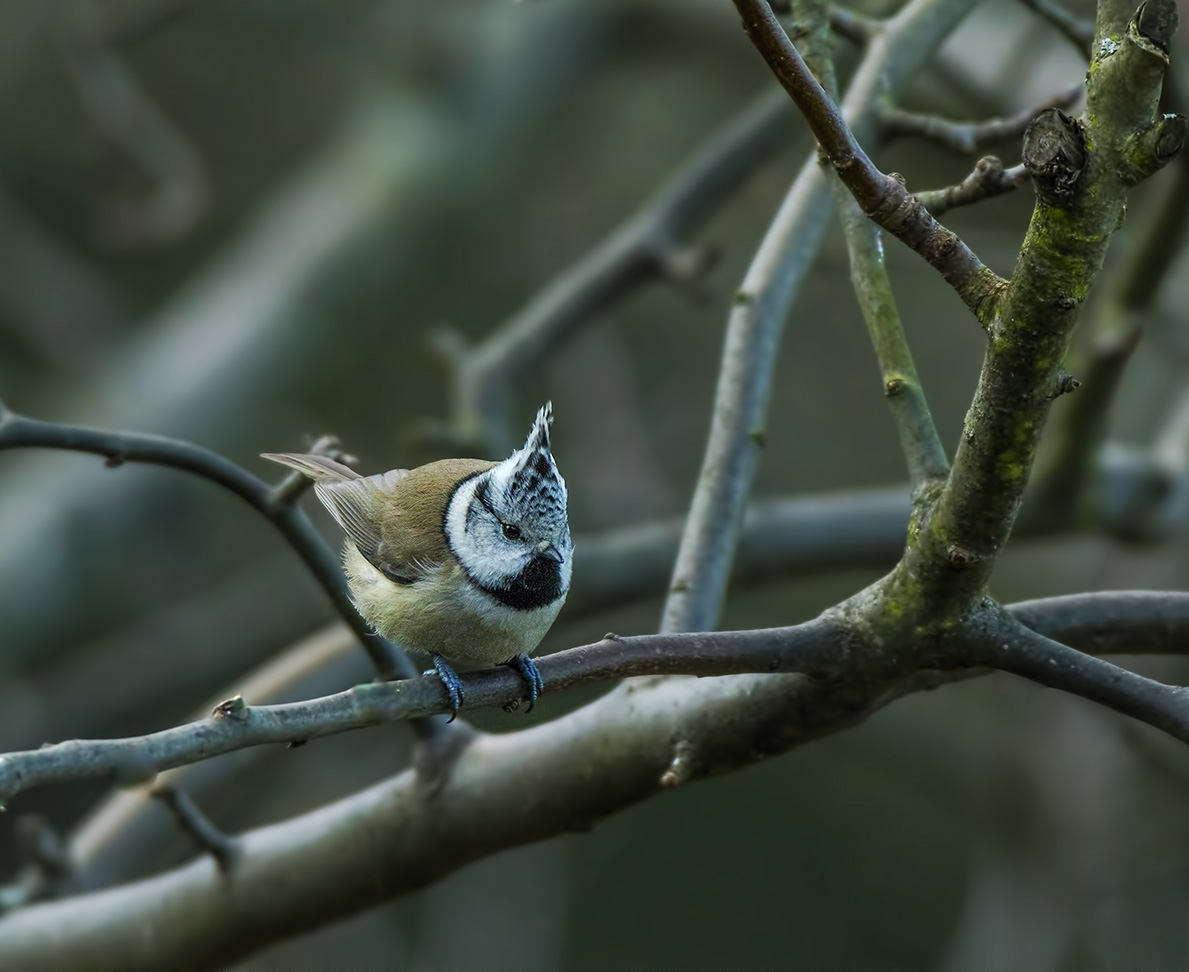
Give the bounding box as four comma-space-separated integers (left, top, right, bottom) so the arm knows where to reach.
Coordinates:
538, 542, 564, 563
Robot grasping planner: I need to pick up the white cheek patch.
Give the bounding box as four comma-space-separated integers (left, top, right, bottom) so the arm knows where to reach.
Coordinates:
445, 474, 531, 589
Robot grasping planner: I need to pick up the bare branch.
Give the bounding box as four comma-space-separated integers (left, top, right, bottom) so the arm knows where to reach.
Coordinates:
662, 0, 981, 634
0, 617, 848, 804
4, 590, 1189, 806
919, 2, 1184, 605
984, 618, 1189, 746
420, 86, 797, 453
152, 788, 240, 874
801, 0, 949, 487
0, 592, 1186, 969
0, 409, 413, 681
880, 83, 1083, 154
731, 0, 1006, 324
1028, 66, 1189, 528
915, 157, 1030, 216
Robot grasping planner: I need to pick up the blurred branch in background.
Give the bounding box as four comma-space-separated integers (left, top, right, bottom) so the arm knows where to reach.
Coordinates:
416, 86, 799, 456
0, 402, 412, 680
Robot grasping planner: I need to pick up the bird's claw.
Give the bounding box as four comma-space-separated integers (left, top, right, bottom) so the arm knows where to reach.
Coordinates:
429, 655, 463, 722
506, 654, 544, 712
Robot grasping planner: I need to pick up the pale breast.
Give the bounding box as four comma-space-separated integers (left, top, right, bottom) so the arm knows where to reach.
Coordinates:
343, 544, 565, 668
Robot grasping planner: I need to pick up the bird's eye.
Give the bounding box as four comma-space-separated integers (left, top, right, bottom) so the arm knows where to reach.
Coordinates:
502, 523, 522, 541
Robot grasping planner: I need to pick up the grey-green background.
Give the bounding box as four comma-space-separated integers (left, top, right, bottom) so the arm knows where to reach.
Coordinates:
1, 0, 1187, 968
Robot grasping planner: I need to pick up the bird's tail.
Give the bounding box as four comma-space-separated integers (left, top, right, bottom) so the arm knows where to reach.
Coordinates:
260, 452, 361, 483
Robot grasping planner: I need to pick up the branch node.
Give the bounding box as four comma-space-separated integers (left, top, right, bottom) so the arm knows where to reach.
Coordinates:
212, 695, 249, 721
946, 544, 979, 568
1022, 109, 1086, 198
658, 739, 696, 789
1051, 372, 1083, 397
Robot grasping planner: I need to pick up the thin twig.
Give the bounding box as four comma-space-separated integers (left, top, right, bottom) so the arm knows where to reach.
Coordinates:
152, 787, 240, 873
915, 157, 1030, 216
879, 83, 1083, 154
802, 0, 949, 486
0, 406, 413, 681
985, 618, 1189, 745
731, 0, 1005, 324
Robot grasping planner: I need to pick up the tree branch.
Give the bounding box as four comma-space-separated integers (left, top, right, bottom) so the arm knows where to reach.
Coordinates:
151, 788, 240, 874
662, 0, 980, 634
4, 590, 1189, 806
1027, 66, 1189, 529
912, 1, 1185, 607
0, 617, 848, 804
0, 406, 412, 681
802, 0, 950, 487
731, 0, 1005, 324
983, 617, 1189, 745
914, 157, 1030, 216
0, 592, 1186, 969
879, 83, 1083, 154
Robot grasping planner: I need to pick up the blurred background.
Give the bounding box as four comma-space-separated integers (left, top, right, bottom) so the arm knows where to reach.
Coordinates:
2, 0, 1189, 968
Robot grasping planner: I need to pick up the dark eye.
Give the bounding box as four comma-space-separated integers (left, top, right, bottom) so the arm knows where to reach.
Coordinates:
502, 523, 522, 541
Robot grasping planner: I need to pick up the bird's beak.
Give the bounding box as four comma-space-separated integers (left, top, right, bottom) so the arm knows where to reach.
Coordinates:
538, 542, 564, 563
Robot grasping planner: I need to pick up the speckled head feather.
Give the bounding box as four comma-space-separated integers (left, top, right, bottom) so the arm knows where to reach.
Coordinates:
490, 402, 567, 537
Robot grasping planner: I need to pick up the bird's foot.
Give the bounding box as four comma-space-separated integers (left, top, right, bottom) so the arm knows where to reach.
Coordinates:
425, 655, 463, 722
505, 654, 545, 712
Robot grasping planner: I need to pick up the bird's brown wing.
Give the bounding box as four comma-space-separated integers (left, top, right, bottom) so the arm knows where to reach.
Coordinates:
320, 457, 495, 585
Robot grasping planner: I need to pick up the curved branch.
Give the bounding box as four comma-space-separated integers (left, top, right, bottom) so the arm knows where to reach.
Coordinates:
879, 83, 1083, 154
731, 0, 1005, 322
801, 1, 949, 487
983, 616, 1189, 745
0, 617, 848, 804
0, 408, 412, 681
915, 157, 1030, 216
5, 592, 1189, 805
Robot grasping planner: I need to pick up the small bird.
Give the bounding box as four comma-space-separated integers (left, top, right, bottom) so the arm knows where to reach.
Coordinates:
262, 403, 571, 716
